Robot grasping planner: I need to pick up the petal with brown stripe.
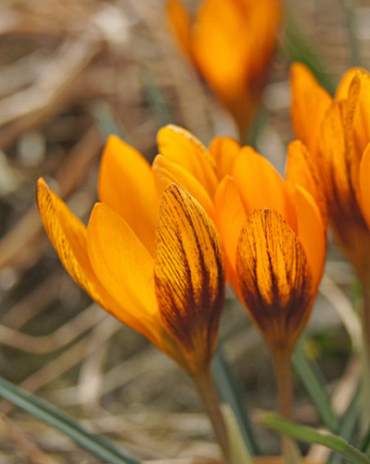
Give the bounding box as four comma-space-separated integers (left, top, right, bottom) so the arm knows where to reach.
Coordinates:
236, 209, 313, 352
37, 178, 106, 307
154, 184, 225, 373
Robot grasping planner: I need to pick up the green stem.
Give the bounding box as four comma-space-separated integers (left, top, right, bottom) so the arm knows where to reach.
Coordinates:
361, 279, 370, 367
273, 349, 301, 464
359, 275, 370, 431
193, 367, 231, 464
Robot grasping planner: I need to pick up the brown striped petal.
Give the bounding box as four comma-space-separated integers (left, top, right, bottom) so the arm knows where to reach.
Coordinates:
37, 178, 106, 307
154, 184, 225, 373
236, 209, 313, 352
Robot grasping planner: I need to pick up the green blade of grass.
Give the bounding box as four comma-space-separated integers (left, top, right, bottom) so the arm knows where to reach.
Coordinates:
0, 376, 142, 464
212, 345, 261, 455
329, 388, 360, 464
91, 100, 132, 143
293, 343, 340, 433
141, 68, 173, 126
258, 412, 370, 464
361, 422, 370, 454
280, 7, 336, 94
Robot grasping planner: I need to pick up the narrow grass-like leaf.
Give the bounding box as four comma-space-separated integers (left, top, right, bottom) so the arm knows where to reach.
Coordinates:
141, 68, 173, 126
341, 0, 361, 66
247, 106, 269, 149
280, 8, 336, 94
259, 412, 370, 464
91, 100, 131, 143
329, 388, 359, 464
213, 346, 261, 455
361, 422, 370, 454
0, 376, 142, 464
293, 343, 339, 432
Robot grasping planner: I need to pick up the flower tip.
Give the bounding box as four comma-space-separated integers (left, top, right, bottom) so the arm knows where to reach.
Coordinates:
36, 177, 52, 209
88, 202, 107, 225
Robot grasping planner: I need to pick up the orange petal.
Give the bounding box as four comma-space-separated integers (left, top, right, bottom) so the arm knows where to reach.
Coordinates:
232, 147, 297, 233
192, 0, 251, 101
214, 176, 247, 296
87, 203, 163, 347
358, 143, 370, 229
290, 63, 332, 157
154, 184, 225, 372
152, 154, 215, 220
291, 185, 326, 290
98, 135, 158, 255
157, 125, 218, 198
335, 68, 359, 99
37, 178, 107, 307
209, 136, 241, 179
236, 208, 313, 351
285, 140, 327, 226
349, 70, 370, 157
319, 100, 357, 213
166, 0, 194, 61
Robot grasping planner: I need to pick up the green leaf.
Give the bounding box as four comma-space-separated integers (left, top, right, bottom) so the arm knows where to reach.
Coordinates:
212, 346, 261, 455
258, 412, 370, 464
293, 343, 339, 432
91, 100, 131, 143
328, 388, 359, 464
280, 7, 336, 94
0, 376, 142, 464
141, 68, 173, 126
361, 421, 370, 455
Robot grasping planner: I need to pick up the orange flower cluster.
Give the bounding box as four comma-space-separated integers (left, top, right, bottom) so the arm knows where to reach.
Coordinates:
167, 0, 281, 137
291, 64, 370, 282
38, 124, 326, 365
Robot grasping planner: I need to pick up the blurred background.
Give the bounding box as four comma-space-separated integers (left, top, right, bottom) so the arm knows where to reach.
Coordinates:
0, 0, 369, 462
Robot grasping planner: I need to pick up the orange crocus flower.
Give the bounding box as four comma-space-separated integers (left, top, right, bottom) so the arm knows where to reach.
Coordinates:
291, 63, 370, 282
214, 143, 326, 354
152, 124, 326, 355
167, 0, 281, 139
37, 135, 226, 377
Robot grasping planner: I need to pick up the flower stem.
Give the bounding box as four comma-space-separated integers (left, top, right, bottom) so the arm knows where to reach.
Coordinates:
361, 277, 370, 367
272, 348, 301, 464
193, 367, 231, 464
358, 275, 370, 430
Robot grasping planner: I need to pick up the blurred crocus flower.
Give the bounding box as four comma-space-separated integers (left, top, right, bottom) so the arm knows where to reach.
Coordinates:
291, 63, 370, 283
37, 135, 226, 378
167, 0, 281, 140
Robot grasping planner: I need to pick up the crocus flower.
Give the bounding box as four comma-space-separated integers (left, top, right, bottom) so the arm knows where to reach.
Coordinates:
214, 143, 326, 355
291, 63, 370, 282
166, 0, 281, 140
37, 135, 226, 378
